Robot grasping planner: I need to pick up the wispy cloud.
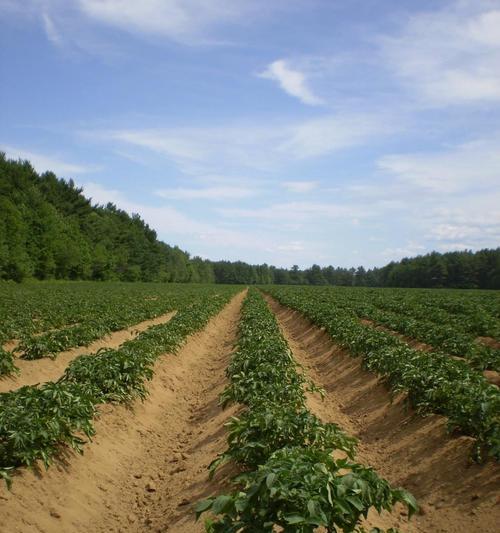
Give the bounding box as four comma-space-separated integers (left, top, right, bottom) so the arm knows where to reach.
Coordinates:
42, 12, 63, 46
217, 201, 369, 222
380, 1, 500, 105
281, 180, 318, 193
381, 241, 427, 260
82, 181, 315, 263
1, 145, 96, 176
78, 0, 254, 44
10, 0, 286, 47
258, 59, 324, 106
378, 137, 500, 193
155, 185, 257, 200
85, 111, 396, 173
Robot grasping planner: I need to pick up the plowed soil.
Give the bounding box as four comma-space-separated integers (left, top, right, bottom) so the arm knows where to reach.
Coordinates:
0, 311, 177, 393
0, 291, 245, 533
265, 295, 500, 533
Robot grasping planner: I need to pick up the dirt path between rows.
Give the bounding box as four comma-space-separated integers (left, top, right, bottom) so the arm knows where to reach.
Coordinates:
0, 291, 245, 533
265, 295, 500, 533
0, 311, 177, 393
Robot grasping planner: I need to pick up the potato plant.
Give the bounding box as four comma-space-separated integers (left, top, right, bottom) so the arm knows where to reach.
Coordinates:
266, 286, 500, 461
0, 282, 226, 364
0, 287, 239, 487
198, 289, 416, 532
0, 347, 17, 377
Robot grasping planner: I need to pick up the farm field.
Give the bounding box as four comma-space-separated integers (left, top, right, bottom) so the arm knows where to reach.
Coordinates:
0, 282, 499, 532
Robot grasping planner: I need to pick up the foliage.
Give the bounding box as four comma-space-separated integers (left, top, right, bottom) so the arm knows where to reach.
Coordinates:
0, 285, 239, 486
210, 407, 357, 474
0, 282, 221, 367
0, 347, 17, 377
2, 152, 499, 288
266, 286, 500, 460
0, 382, 97, 488
198, 289, 416, 532
0, 153, 214, 283
200, 447, 416, 533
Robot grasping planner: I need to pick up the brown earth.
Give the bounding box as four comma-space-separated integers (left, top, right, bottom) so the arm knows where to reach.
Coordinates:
0, 311, 177, 393
477, 336, 500, 350
266, 295, 500, 533
0, 290, 245, 533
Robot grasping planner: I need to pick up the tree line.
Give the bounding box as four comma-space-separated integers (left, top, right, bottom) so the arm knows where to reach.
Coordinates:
1, 153, 498, 288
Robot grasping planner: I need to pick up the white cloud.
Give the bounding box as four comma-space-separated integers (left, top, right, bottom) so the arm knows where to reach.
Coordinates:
281, 180, 318, 193
3, 0, 287, 48
42, 13, 62, 46
155, 185, 257, 200
1, 145, 96, 176
381, 241, 427, 259
276, 241, 304, 252
217, 201, 369, 223
77, 0, 269, 44
275, 113, 393, 159
82, 182, 291, 258
87, 112, 395, 173
258, 59, 324, 106
378, 137, 500, 193
381, 1, 500, 105
424, 195, 500, 248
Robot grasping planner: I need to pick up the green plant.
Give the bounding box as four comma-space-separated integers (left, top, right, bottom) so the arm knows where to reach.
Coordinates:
198, 447, 417, 532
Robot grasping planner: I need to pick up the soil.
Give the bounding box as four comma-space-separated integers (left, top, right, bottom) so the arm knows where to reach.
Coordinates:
477, 336, 500, 350
0, 311, 177, 393
266, 295, 500, 533
0, 292, 245, 533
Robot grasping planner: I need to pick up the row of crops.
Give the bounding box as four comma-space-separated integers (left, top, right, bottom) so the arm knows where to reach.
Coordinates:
0, 285, 239, 487
265, 286, 500, 461
0, 282, 222, 375
320, 287, 500, 371
197, 289, 417, 532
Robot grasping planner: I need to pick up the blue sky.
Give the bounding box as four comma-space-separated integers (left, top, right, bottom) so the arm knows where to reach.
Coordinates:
1, 0, 499, 268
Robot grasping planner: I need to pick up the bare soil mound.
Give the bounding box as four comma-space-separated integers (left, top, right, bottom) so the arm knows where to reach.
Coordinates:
0, 291, 245, 533
266, 295, 500, 533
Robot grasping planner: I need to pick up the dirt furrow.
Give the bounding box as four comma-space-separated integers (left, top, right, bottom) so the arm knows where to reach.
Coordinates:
0, 291, 245, 533
265, 295, 500, 533
0, 311, 177, 393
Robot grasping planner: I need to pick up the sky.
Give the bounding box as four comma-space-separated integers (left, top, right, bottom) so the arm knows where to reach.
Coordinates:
1, 0, 499, 269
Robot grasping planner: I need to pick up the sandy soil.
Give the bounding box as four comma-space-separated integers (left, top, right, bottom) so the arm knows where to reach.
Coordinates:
266, 295, 500, 533
0, 290, 245, 533
0, 311, 177, 393
477, 336, 500, 350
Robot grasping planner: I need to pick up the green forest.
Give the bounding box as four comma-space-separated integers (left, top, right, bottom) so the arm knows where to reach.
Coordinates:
1, 153, 499, 288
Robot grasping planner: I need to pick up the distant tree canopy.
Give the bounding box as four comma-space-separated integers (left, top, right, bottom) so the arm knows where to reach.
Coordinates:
1, 153, 499, 288
0, 153, 213, 283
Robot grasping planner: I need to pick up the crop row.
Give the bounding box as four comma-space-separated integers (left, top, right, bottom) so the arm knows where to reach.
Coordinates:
20, 287, 207, 361
0, 287, 239, 488
265, 286, 500, 461
364, 288, 499, 338
360, 306, 499, 372
0, 282, 183, 340
323, 289, 500, 371
0, 283, 229, 376
197, 289, 416, 532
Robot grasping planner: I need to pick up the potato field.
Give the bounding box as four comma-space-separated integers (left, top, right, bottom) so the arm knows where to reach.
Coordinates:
0, 282, 499, 532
